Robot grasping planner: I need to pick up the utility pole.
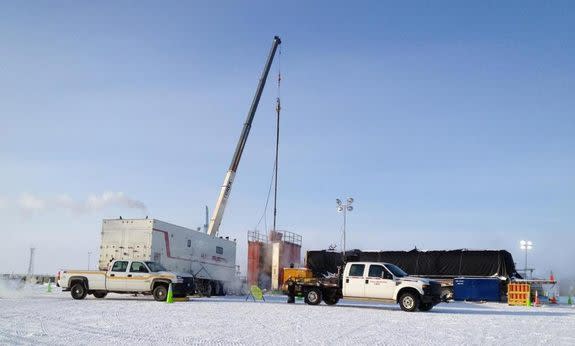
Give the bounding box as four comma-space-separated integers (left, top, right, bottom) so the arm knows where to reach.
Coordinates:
26, 247, 35, 284
272, 59, 281, 233
204, 206, 209, 233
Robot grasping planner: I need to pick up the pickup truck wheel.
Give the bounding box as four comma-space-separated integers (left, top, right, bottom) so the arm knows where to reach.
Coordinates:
418, 302, 433, 312
71, 283, 87, 300
399, 292, 419, 312
153, 285, 168, 301
304, 288, 322, 305
93, 291, 108, 299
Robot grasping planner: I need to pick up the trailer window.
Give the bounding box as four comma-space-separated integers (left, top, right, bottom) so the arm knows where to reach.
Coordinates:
348, 264, 365, 277
111, 261, 128, 272
216, 246, 223, 255
187, 240, 191, 248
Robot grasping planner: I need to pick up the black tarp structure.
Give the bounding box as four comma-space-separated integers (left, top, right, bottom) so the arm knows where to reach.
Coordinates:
306, 249, 521, 279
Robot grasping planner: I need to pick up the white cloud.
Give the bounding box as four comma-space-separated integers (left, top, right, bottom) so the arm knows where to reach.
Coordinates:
18, 193, 46, 212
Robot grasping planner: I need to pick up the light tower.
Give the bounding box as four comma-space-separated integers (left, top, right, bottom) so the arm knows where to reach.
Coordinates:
336, 197, 354, 258
520, 240, 533, 279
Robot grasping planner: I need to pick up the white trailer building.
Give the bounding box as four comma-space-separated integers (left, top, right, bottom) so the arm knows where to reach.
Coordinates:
98, 218, 236, 295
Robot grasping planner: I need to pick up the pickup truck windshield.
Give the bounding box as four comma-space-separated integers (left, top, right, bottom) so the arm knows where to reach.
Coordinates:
145, 262, 167, 272
385, 264, 408, 278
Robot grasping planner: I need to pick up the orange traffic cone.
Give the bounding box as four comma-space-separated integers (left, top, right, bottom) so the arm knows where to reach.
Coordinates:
534, 291, 540, 307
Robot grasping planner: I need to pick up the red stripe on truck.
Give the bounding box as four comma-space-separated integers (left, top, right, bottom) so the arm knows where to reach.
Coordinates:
152, 228, 234, 269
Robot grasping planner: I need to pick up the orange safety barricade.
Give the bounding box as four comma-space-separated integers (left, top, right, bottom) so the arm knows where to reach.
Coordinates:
508, 283, 531, 306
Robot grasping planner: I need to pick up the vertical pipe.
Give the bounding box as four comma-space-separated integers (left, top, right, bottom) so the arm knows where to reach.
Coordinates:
272, 97, 280, 233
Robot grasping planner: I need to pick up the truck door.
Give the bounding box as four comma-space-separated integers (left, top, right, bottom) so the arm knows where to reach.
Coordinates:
365, 264, 397, 299
127, 261, 151, 292
343, 263, 366, 298
106, 260, 129, 291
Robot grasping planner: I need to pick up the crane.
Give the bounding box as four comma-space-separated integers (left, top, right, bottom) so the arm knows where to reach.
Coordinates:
207, 35, 282, 237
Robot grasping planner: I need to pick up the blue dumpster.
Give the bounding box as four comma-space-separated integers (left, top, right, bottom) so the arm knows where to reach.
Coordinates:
453, 278, 501, 302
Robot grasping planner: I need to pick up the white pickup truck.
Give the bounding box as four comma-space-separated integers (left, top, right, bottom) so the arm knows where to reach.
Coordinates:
286, 262, 442, 312
57, 259, 194, 301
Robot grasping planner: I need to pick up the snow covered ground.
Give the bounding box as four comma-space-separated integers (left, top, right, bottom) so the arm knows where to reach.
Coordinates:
1, 284, 574, 345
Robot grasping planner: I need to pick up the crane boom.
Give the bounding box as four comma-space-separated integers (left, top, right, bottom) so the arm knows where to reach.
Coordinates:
207, 36, 282, 237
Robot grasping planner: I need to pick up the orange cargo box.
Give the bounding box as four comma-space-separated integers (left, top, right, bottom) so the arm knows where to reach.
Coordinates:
282, 268, 313, 285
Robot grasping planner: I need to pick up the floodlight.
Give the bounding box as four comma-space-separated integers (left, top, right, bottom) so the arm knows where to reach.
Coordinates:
519, 239, 533, 279
337, 206, 344, 212
347, 197, 354, 204
336, 199, 342, 206
347, 206, 353, 212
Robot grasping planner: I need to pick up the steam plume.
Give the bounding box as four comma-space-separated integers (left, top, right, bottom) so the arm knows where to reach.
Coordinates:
4, 192, 148, 214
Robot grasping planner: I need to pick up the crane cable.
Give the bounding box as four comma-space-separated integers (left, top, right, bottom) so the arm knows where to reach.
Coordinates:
254, 45, 282, 233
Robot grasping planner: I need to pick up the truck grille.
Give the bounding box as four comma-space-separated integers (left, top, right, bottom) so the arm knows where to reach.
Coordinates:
173, 277, 195, 295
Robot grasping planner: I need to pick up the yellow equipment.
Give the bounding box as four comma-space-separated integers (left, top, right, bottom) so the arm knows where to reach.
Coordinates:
283, 268, 313, 284
508, 282, 531, 306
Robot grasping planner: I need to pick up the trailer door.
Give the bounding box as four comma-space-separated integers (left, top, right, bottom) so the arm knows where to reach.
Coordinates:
343, 263, 366, 298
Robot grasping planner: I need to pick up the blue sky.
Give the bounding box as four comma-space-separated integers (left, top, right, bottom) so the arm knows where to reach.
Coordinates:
1, 2, 574, 281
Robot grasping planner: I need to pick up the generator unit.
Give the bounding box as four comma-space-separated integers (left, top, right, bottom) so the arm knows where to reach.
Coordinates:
99, 218, 236, 295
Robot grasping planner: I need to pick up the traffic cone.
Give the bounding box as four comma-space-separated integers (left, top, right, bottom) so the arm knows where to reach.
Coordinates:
534, 291, 540, 307
47, 282, 52, 293
166, 283, 174, 304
